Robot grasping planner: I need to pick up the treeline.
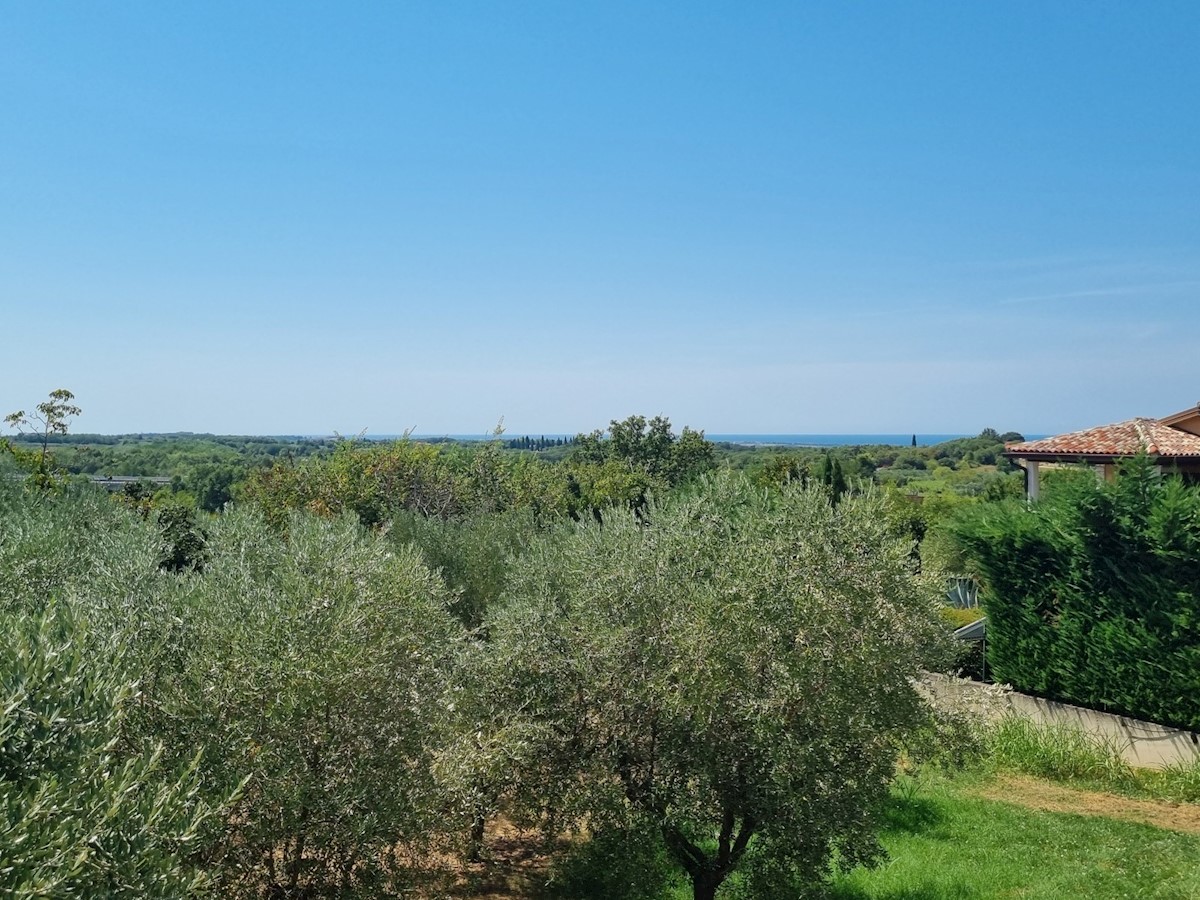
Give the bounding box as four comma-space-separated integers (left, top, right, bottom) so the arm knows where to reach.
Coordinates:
4, 433, 332, 512
7, 423, 1025, 514
4, 415, 1032, 608
5, 417, 1029, 601
241, 415, 717, 532
23, 432, 329, 477
730, 428, 1024, 495
0, 437, 951, 899
31, 431, 322, 448
504, 434, 574, 451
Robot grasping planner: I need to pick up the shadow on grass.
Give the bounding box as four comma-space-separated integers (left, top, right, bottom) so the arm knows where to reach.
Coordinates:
879, 795, 947, 837
818, 796, 978, 900
530, 795, 963, 900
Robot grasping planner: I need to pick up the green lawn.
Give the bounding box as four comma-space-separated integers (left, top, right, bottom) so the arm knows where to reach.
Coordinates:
827, 776, 1200, 900
537, 772, 1200, 899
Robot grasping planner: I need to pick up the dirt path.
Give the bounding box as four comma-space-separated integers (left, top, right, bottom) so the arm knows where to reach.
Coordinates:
972, 773, 1200, 835
431, 820, 564, 899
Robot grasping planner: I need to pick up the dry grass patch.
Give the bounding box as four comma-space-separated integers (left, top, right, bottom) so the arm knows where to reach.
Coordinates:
972, 772, 1200, 835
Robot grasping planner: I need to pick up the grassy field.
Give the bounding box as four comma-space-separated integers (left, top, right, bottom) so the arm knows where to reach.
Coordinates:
826, 773, 1200, 900
513, 770, 1200, 900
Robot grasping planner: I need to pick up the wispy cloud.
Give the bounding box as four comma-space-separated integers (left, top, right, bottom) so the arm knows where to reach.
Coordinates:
998, 280, 1200, 306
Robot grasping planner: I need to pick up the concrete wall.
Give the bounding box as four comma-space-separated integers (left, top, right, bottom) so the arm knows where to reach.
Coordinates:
922, 674, 1200, 770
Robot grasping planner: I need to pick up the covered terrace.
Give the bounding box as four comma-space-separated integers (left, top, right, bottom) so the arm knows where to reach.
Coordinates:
1003, 404, 1200, 500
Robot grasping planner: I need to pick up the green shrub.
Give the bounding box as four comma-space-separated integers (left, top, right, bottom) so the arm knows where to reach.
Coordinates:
940, 605, 984, 630
388, 506, 539, 628
155, 502, 209, 573
0, 477, 162, 619
1, 475, 466, 897
539, 826, 683, 900
242, 437, 571, 530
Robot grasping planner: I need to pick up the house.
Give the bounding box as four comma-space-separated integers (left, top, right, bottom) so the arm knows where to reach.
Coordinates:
1003, 403, 1200, 499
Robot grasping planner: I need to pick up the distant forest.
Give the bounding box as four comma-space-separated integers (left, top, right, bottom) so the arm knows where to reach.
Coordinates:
10, 420, 1023, 511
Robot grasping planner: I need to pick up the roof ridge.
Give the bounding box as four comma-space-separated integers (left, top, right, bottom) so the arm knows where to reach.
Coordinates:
1133, 419, 1158, 455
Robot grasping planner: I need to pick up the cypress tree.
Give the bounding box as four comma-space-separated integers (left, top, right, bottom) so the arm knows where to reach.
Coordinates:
830, 458, 847, 504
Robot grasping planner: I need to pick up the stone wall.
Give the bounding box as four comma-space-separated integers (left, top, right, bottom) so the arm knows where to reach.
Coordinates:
921, 673, 1200, 770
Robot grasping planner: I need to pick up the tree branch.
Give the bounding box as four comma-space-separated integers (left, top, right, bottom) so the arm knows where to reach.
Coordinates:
717, 806, 735, 868
661, 825, 708, 878
730, 814, 755, 865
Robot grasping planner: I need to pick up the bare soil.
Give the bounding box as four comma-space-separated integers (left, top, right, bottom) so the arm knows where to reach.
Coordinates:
427, 820, 566, 899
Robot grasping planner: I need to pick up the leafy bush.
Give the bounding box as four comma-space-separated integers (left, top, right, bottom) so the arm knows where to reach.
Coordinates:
1, 473, 466, 897
388, 506, 539, 628
243, 437, 571, 529
939, 605, 985, 630
0, 474, 166, 629
539, 826, 683, 900
952, 457, 1200, 728
155, 502, 209, 573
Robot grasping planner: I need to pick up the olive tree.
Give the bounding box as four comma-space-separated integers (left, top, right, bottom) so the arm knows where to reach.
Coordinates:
0, 471, 223, 897
0, 604, 223, 898
471, 473, 949, 900
0, 464, 467, 897
149, 509, 463, 897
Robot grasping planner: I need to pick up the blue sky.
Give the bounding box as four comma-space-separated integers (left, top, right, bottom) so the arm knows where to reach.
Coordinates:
3, 2, 1198, 435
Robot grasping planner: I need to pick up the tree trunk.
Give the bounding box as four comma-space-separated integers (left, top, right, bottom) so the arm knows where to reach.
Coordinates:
466, 809, 487, 863
691, 870, 722, 900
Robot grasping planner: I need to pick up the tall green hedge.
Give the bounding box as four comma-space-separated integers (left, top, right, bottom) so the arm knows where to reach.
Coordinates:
952, 457, 1200, 729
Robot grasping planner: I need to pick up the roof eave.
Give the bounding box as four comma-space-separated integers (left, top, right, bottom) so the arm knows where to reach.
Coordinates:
1003, 449, 1200, 463
1002, 450, 1126, 464
1159, 405, 1200, 427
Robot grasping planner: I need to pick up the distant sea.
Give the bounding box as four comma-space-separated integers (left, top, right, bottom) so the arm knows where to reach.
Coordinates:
709, 434, 971, 447
381, 433, 1010, 448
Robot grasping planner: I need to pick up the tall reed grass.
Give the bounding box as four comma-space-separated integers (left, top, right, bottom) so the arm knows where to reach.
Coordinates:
985, 716, 1135, 786
983, 716, 1200, 803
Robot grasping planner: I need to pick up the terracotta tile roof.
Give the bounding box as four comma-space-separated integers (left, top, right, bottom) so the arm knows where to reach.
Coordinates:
1005, 418, 1200, 459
